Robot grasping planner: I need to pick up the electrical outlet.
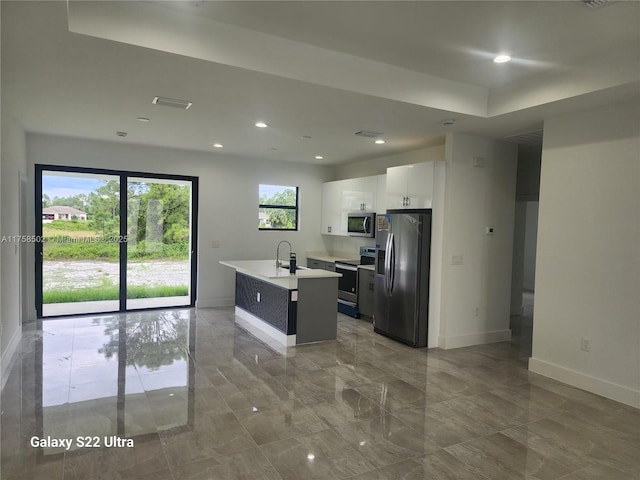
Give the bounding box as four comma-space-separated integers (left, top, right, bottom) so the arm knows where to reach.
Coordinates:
211, 240, 220, 248
451, 255, 463, 265
580, 337, 591, 352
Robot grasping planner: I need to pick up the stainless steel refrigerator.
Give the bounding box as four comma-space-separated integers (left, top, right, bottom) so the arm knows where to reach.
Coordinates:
374, 209, 431, 347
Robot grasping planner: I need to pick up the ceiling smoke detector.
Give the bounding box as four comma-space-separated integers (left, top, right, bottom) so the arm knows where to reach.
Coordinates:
354, 130, 383, 138
152, 96, 193, 109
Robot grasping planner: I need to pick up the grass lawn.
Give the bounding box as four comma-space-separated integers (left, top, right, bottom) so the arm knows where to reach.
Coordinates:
44, 285, 189, 304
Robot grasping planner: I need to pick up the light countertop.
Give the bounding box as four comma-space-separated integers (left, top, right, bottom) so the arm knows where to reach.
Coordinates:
305, 251, 360, 263
220, 259, 341, 289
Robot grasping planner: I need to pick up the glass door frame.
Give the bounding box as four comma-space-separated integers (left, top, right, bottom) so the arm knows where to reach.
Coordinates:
35, 164, 199, 318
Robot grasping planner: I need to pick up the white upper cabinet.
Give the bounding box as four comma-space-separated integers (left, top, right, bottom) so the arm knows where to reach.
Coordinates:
321, 180, 343, 235
386, 162, 435, 209
376, 174, 387, 213
342, 175, 377, 213
321, 175, 381, 236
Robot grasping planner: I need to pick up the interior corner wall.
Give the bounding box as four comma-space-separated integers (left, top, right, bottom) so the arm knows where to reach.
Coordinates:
438, 132, 517, 349
333, 144, 445, 180
530, 100, 640, 408
26, 134, 332, 309
1, 113, 26, 384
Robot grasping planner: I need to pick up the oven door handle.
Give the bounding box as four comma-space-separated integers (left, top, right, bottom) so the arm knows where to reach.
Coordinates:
336, 263, 358, 272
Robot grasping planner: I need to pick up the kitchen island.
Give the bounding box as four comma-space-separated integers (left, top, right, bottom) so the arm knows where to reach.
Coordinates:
220, 260, 341, 346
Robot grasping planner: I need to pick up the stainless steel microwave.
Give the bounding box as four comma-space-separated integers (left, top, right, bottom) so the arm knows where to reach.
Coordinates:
347, 212, 376, 237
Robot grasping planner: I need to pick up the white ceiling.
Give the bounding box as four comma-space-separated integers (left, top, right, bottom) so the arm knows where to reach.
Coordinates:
2, 1, 639, 165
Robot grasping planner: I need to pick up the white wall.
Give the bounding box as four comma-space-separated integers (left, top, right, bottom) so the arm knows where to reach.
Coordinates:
530, 100, 640, 408
27, 134, 332, 309
1, 113, 27, 384
438, 132, 518, 348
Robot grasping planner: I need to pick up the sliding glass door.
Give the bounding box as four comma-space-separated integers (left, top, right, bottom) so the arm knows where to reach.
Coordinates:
126, 177, 193, 310
36, 165, 198, 318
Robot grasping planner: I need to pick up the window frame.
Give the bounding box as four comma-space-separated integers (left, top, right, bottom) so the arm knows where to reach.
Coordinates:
258, 185, 299, 231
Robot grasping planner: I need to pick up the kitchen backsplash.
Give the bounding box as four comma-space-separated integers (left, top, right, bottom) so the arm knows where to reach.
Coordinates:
321, 235, 377, 255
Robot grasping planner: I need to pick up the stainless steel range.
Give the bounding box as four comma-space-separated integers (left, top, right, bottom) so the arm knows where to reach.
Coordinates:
336, 247, 376, 318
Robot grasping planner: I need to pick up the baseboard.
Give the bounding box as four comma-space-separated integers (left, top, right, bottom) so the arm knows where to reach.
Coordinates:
195, 297, 235, 308
438, 329, 512, 349
235, 307, 296, 352
1, 328, 22, 391
529, 357, 640, 409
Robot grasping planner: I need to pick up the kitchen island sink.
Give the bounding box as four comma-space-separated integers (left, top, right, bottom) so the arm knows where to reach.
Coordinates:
220, 260, 341, 346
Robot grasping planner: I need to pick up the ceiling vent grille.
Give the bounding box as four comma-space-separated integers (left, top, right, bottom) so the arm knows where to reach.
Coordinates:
504, 130, 544, 146
583, 0, 609, 7
152, 96, 193, 110
354, 130, 383, 138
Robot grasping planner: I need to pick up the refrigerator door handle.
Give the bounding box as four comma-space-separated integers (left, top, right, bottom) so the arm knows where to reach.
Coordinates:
384, 232, 392, 295
389, 233, 396, 294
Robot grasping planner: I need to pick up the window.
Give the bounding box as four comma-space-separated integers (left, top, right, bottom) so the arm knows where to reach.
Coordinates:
259, 184, 298, 231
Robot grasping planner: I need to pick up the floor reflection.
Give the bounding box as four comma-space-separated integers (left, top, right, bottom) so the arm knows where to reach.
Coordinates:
2, 306, 638, 480
38, 310, 195, 455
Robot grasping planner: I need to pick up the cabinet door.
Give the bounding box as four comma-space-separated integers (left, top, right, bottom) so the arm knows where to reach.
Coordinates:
362, 176, 377, 212
376, 174, 387, 213
386, 162, 435, 209
342, 176, 376, 212
307, 259, 321, 269
321, 181, 341, 235
406, 162, 434, 208
386, 165, 408, 209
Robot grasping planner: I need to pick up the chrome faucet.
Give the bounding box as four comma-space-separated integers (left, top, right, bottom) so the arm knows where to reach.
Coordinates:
276, 240, 292, 268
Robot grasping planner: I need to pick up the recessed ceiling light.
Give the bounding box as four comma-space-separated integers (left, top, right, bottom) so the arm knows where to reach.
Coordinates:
307, 454, 315, 461
374, 139, 386, 145
301, 135, 312, 139
213, 143, 223, 148
116, 131, 127, 137
315, 155, 324, 160
137, 117, 150, 122
268, 147, 277, 150
441, 119, 456, 126
255, 122, 269, 128
493, 55, 512, 64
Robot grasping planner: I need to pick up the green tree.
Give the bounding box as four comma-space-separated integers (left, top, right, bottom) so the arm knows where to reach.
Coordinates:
128, 183, 190, 245
260, 188, 297, 228
87, 180, 120, 235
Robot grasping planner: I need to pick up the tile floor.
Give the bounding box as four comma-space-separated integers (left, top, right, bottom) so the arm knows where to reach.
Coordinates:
1, 303, 638, 480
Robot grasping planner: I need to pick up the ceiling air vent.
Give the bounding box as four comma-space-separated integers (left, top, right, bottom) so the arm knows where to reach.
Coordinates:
354, 130, 383, 138
583, 0, 609, 7
152, 96, 193, 110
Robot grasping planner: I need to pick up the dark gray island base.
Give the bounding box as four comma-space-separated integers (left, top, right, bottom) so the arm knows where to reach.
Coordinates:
220, 260, 341, 346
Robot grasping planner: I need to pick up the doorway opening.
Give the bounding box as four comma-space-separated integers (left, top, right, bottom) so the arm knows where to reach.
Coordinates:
35, 165, 198, 318
510, 143, 542, 362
